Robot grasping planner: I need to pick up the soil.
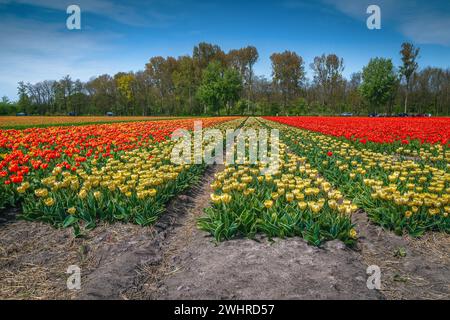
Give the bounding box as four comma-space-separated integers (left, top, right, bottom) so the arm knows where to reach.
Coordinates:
353, 211, 450, 299
0, 163, 449, 300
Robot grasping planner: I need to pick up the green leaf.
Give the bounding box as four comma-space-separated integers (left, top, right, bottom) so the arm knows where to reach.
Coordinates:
63, 215, 79, 228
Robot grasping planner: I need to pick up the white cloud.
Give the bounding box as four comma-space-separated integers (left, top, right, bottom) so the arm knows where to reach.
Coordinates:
0, 0, 187, 99
320, 0, 450, 47
400, 14, 450, 46
0, 0, 177, 27
0, 16, 136, 99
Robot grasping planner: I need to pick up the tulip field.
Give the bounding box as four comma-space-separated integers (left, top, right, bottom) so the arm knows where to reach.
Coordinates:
0, 116, 449, 243
1, 115, 449, 301
0, 117, 240, 235
262, 117, 450, 238
198, 117, 449, 246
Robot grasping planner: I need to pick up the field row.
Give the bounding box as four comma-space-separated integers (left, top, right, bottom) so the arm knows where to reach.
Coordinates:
0, 116, 188, 128
199, 117, 357, 245
266, 117, 450, 169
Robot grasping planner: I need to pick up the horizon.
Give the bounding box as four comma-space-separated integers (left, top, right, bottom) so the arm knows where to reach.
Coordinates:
1, 0, 450, 100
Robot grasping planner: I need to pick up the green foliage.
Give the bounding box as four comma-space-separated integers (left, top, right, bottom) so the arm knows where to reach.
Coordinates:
196, 62, 243, 115
360, 58, 398, 113
0, 96, 18, 115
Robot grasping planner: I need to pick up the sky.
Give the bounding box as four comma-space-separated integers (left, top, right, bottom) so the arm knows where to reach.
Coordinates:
0, 0, 450, 100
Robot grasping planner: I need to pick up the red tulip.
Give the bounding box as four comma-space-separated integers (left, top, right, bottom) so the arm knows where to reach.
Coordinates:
10, 175, 23, 183
264, 116, 450, 146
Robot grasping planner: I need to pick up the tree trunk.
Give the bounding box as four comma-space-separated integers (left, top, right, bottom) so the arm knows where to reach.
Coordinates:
404, 83, 409, 114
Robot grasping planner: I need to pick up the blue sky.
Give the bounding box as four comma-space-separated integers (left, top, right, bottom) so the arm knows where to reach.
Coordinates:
1, 0, 449, 100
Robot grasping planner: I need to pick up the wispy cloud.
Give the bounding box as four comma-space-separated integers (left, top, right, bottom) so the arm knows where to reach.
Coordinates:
320, 0, 450, 46
400, 14, 450, 47
0, 0, 187, 98
0, 0, 179, 27
0, 15, 131, 98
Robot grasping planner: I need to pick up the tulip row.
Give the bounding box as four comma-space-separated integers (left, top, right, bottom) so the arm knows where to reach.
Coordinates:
264, 116, 450, 170
263, 118, 450, 237
198, 118, 358, 246
265, 116, 450, 146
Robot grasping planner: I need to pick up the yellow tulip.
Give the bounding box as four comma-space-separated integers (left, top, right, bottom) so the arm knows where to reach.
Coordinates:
94, 191, 102, 201
349, 228, 358, 239
210, 193, 221, 204
221, 193, 232, 204
34, 188, 49, 198
285, 193, 294, 202
298, 202, 307, 210
78, 189, 87, 200
264, 200, 274, 209
44, 197, 55, 207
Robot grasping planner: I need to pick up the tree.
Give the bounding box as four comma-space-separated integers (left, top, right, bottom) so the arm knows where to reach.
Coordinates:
411, 67, 447, 115
0, 96, 17, 115
310, 54, 345, 107
270, 51, 305, 108
11, 43, 450, 117
17, 81, 31, 113
347, 72, 363, 114
132, 71, 154, 116
56, 75, 74, 114
196, 62, 243, 115
221, 68, 243, 115
399, 42, 420, 113
228, 46, 259, 113
173, 56, 197, 114
360, 58, 397, 114
193, 42, 226, 70
115, 73, 135, 115
86, 74, 116, 115
145, 56, 177, 115
197, 62, 222, 115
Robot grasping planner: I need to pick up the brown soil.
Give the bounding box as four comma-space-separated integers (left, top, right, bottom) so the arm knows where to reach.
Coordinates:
0, 164, 449, 300
0, 211, 157, 299
353, 211, 450, 300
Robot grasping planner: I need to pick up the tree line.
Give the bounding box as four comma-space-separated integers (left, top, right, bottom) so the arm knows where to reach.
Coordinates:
1, 42, 449, 116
